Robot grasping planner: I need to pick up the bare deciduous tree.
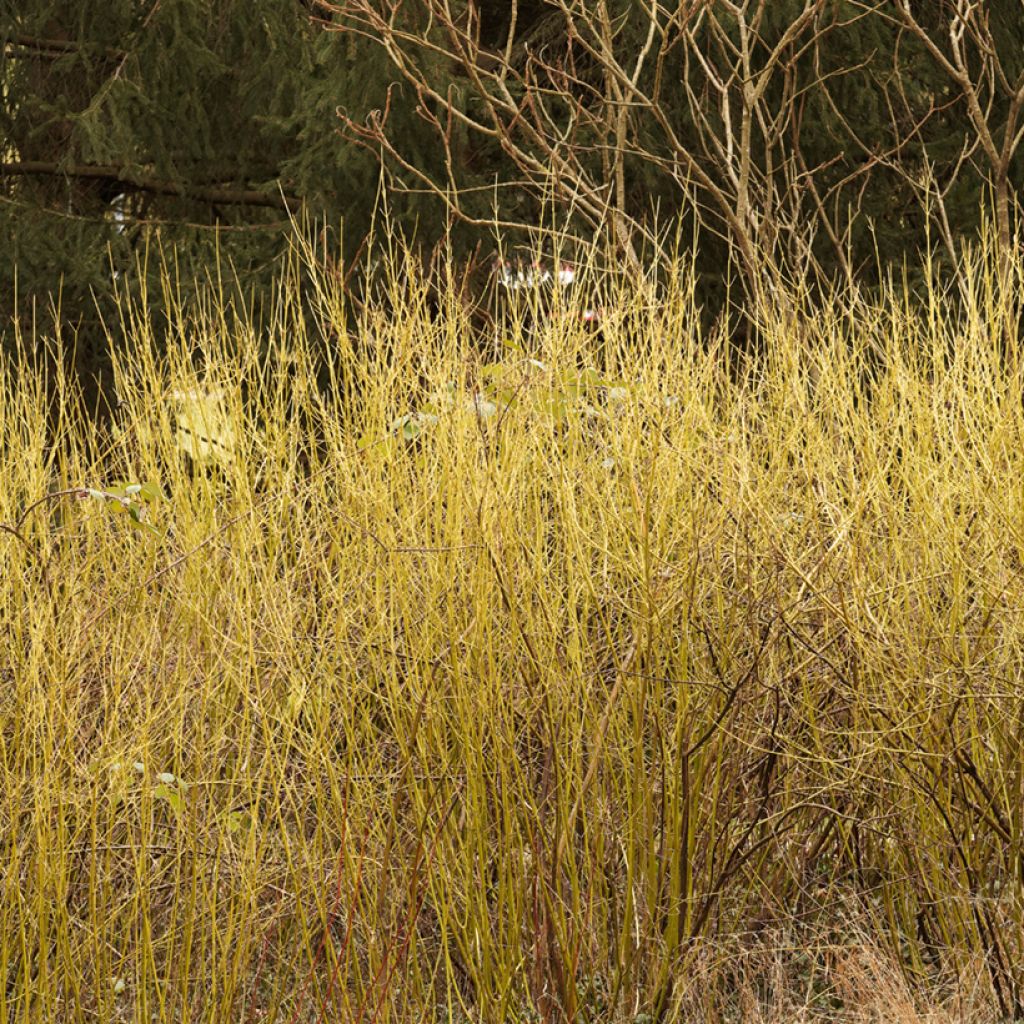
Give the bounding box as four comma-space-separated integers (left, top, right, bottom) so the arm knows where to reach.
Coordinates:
332, 0, 1022, 310
829, 1, 1024, 287
335, 0, 863, 297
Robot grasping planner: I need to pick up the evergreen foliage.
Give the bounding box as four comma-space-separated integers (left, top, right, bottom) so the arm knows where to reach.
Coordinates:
1, 0, 449, 389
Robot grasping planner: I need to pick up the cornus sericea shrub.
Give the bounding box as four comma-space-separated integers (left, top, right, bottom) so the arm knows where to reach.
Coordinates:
0, 237, 1022, 1024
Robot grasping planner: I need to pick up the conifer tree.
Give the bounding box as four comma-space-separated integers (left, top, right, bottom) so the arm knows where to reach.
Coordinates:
1, 0, 450, 384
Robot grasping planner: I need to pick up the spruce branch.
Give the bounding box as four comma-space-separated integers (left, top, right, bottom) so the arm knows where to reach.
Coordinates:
0, 161, 299, 209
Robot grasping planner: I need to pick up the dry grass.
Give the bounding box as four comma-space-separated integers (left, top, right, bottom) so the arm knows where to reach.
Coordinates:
1, 235, 1022, 1022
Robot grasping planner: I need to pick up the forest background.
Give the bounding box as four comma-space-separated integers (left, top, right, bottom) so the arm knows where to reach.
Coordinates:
2, 0, 1024, 393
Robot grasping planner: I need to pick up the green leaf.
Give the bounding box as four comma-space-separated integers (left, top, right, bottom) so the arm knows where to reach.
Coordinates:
480, 362, 509, 381
393, 412, 437, 442
358, 434, 398, 462
534, 390, 569, 422
124, 504, 161, 537
558, 368, 604, 396
106, 499, 129, 515
154, 784, 184, 816
226, 809, 253, 834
